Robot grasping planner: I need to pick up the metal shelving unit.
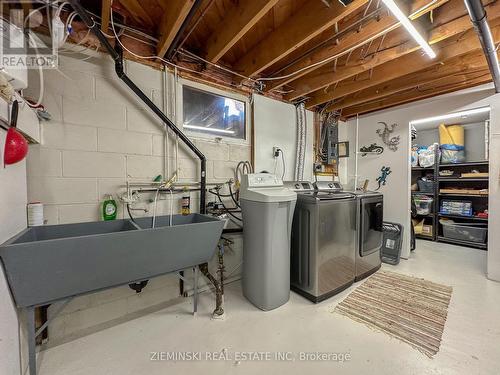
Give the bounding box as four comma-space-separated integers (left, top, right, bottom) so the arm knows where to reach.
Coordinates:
438, 213, 488, 221
439, 161, 489, 167
440, 193, 488, 198
412, 166, 435, 171
412, 157, 489, 248
416, 233, 434, 240
436, 160, 489, 250
438, 177, 488, 182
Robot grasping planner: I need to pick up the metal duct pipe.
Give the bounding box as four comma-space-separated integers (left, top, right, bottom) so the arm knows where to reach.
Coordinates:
464, 0, 500, 92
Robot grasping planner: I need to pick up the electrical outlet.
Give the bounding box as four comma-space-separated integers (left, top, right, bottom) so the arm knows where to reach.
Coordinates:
273, 146, 281, 157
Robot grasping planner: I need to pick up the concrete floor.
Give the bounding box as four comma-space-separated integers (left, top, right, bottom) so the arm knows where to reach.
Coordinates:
38, 241, 500, 375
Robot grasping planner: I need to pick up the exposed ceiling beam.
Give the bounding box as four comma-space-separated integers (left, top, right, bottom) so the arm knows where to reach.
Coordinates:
233, 0, 370, 78
205, 0, 279, 63
265, 0, 448, 92
288, 1, 500, 103
21, 2, 31, 20
326, 51, 487, 111
157, 0, 195, 58
341, 71, 492, 117
118, 0, 154, 27
305, 9, 500, 107
101, 0, 111, 33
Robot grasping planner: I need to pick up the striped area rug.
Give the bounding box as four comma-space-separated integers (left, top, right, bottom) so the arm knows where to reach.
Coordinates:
335, 271, 452, 357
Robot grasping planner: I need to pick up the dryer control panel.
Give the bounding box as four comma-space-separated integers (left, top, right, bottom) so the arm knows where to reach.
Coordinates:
284, 181, 315, 192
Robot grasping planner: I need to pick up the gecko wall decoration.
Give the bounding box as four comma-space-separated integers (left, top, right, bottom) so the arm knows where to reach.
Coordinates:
376, 122, 400, 151
376, 166, 392, 190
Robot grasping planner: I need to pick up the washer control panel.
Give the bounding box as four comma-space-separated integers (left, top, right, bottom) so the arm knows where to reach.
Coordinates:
284, 181, 315, 192
314, 181, 343, 192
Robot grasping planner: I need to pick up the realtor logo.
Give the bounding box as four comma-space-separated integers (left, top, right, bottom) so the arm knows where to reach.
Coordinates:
0, 1, 58, 69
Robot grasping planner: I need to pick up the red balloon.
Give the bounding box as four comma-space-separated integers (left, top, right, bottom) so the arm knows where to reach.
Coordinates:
4, 127, 28, 165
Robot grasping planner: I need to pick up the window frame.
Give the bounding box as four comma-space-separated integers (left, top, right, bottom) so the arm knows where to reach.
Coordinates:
177, 78, 251, 145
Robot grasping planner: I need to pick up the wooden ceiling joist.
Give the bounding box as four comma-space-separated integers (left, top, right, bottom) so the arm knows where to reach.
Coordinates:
118, 0, 154, 27
293, 0, 500, 106
157, 0, 196, 58
233, 0, 370, 78
265, 0, 447, 92
310, 12, 500, 109
341, 71, 493, 118
204, 0, 280, 63
326, 51, 488, 111
101, 0, 111, 33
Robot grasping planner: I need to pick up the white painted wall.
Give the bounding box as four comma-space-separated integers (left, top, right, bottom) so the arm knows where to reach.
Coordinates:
253, 94, 314, 181
338, 119, 357, 188
342, 112, 411, 256
340, 84, 500, 281
0, 104, 27, 375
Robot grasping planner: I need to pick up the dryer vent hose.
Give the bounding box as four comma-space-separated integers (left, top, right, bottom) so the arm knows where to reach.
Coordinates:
295, 102, 307, 181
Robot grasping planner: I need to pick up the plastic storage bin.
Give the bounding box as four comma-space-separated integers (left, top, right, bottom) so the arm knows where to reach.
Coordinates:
440, 200, 473, 217
441, 221, 487, 243
414, 196, 434, 215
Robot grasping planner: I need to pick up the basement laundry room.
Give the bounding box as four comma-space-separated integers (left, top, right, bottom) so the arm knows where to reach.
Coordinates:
0, 1, 500, 375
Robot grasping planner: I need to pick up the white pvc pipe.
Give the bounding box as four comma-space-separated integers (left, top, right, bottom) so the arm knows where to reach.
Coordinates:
354, 114, 359, 190
174, 67, 179, 174
162, 68, 169, 180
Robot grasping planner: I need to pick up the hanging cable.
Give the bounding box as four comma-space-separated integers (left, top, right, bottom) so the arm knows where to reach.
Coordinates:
126, 203, 137, 224
227, 182, 240, 208
208, 189, 242, 222
169, 190, 174, 227
151, 187, 160, 228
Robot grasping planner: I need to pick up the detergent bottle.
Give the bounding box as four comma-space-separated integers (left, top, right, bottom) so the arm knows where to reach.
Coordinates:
102, 195, 117, 221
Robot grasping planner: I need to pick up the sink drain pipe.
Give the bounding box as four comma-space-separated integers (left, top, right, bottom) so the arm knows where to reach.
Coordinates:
68, 0, 223, 317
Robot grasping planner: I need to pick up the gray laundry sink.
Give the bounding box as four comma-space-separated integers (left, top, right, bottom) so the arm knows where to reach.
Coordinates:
0, 214, 224, 308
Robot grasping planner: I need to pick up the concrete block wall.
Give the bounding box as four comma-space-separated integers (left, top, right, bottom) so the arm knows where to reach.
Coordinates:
24, 53, 249, 341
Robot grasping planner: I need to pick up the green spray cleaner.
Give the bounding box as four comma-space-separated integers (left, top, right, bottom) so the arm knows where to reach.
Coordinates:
102, 195, 117, 221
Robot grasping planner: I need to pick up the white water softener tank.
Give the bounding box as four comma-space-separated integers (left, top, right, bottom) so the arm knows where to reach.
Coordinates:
240, 173, 297, 310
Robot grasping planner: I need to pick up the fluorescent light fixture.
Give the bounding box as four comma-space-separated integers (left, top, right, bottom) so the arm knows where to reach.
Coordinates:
183, 124, 235, 134
382, 0, 436, 58
410, 107, 490, 125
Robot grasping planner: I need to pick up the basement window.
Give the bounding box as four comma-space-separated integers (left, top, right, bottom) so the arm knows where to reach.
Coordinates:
181, 83, 247, 141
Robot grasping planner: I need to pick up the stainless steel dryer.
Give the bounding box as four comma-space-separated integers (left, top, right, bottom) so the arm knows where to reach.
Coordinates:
350, 191, 384, 281
287, 181, 357, 303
